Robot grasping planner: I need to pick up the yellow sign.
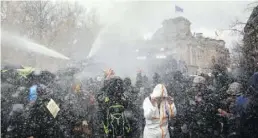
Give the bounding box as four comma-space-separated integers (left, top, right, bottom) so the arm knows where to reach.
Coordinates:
46, 99, 60, 118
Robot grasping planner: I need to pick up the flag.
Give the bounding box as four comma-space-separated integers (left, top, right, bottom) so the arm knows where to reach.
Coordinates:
175, 5, 183, 13
215, 31, 219, 36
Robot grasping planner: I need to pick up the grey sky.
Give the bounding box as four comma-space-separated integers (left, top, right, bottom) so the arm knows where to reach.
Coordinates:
78, 0, 255, 49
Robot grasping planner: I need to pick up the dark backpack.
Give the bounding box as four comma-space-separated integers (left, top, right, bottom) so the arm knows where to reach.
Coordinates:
105, 104, 131, 138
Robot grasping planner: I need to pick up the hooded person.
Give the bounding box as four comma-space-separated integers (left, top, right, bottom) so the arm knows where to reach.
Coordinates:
143, 84, 176, 138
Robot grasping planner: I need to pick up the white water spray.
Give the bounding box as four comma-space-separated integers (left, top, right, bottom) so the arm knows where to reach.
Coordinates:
87, 4, 130, 59
87, 27, 108, 58
2, 31, 70, 60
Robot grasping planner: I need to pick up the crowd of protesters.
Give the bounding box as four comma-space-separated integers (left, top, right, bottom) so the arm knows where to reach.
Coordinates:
1, 64, 258, 138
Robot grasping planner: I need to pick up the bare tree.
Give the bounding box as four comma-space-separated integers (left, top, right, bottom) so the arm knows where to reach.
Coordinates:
1, 1, 101, 69
229, 18, 246, 36
231, 40, 244, 66
1, 1, 101, 48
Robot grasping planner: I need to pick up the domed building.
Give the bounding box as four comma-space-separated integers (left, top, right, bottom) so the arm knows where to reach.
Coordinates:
135, 16, 230, 75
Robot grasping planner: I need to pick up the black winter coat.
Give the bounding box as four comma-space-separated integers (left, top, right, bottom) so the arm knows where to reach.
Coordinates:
24, 97, 66, 138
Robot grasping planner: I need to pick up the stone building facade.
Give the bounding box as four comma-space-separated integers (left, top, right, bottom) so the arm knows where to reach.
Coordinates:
138, 16, 230, 74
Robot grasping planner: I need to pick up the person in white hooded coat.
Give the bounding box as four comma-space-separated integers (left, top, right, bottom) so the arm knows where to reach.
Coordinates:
143, 84, 176, 138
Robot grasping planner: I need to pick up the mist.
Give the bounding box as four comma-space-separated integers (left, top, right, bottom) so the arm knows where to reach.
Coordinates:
78, 0, 251, 78
1, 30, 70, 60
1, 0, 252, 78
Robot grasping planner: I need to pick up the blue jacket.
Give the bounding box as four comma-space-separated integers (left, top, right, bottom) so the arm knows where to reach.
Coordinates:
29, 85, 38, 102
235, 95, 249, 117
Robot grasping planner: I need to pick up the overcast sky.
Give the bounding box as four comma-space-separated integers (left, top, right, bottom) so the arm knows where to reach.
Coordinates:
78, 0, 256, 49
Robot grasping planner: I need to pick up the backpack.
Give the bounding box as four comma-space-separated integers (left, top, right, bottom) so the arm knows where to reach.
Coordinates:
104, 104, 131, 138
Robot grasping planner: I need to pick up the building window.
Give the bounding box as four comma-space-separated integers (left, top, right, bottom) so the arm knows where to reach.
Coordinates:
197, 51, 201, 59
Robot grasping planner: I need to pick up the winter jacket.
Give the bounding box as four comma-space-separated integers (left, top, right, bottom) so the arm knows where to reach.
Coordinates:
248, 72, 258, 92
5, 104, 25, 138
143, 84, 177, 138
239, 72, 258, 138
24, 96, 65, 138
185, 86, 221, 138
1, 83, 20, 138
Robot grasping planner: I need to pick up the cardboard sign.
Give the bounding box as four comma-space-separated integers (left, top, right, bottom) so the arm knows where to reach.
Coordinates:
46, 99, 60, 118
82, 120, 88, 126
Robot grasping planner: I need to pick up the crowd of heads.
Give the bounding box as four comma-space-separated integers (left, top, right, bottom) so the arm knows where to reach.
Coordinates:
1, 64, 258, 137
